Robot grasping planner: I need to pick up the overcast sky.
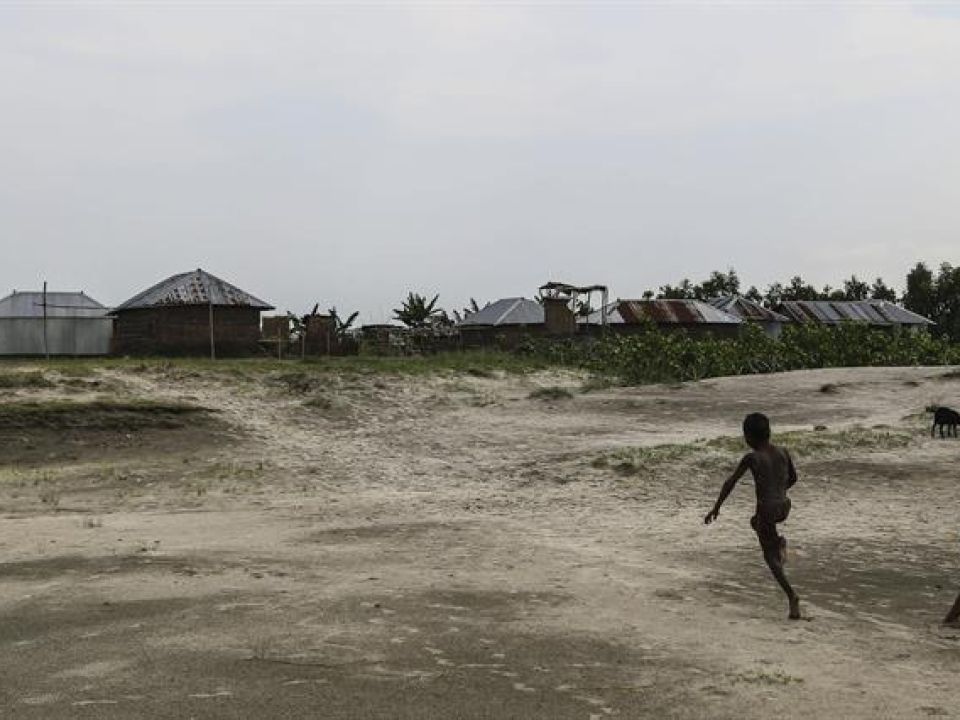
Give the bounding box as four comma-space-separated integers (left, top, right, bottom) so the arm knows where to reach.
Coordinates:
2, 3, 959, 321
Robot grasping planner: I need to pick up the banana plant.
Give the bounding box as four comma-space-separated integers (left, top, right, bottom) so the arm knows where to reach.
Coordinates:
328, 306, 360, 340
393, 293, 445, 328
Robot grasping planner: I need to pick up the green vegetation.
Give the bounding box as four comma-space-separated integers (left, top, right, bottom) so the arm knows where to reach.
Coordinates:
0, 371, 55, 389
0, 349, 552, 378
0, 399, 211, 430
528, 386, 574, 401
598, 427, 919, 478
522, 324, 960, 385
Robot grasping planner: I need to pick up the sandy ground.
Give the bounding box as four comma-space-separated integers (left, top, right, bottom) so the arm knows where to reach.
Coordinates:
1, 363, 959, 719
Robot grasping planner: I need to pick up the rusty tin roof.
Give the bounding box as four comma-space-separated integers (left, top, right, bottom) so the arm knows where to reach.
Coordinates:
707, 296, 789, 323
612, 299, 742, 325
114, 269, 273, 312
584, 299, 741, 325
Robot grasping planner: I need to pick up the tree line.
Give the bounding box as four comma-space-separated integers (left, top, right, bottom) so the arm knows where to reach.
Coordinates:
651, 261, 960, 341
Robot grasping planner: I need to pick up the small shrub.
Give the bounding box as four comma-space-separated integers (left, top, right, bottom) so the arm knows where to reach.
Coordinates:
529, 386, 574, 401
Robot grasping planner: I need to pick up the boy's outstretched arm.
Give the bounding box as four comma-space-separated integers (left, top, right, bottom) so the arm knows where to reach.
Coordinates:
786, 450, 798, 489
704, 454, 752, 524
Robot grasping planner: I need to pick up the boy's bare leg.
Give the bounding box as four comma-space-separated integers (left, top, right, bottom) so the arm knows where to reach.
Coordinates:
944, 592, 960, 625
762, 544, 801, 619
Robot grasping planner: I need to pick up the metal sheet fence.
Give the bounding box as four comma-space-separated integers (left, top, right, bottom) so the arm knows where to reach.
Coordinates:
0, 318, 113, 356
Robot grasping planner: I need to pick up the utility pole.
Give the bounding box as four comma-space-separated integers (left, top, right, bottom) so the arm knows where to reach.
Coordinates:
42, 281, 49, 360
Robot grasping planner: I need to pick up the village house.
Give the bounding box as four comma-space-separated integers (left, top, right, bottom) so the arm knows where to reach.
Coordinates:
111, 269, 273, 356
776, 300, 933, 331
0, 289, 112, 356
707, 296, 790, 338
583, 299, 743, 339
457, 297, 546, 348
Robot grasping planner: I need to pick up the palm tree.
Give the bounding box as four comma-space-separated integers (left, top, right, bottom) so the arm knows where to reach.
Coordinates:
329, 306, 359, 340
393, 293, 445, 328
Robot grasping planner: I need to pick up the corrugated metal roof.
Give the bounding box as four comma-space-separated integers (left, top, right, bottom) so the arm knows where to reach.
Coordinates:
114, 269, 273, 311
610, 299, 742, 325
778, 300, 932, 326
0, 291, 109, 318
869, 300, 934, 326
458, 298, 545, 327
707, 296, 789, 323
581, 304, 625, 325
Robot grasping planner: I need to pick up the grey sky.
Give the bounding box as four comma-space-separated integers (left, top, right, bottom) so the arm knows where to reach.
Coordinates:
2, 3, 959, 322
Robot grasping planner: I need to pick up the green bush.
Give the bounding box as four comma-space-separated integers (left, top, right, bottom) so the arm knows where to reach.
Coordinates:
518, 324, 960, 386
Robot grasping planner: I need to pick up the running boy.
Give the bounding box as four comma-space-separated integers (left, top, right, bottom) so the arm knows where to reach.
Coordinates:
704, 413, 801, 620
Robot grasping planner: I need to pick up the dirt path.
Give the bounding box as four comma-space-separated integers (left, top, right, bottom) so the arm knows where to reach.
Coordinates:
1, 364, 959, 718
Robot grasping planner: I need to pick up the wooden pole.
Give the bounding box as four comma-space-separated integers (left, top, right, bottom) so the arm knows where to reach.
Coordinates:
209, 299, 216, 361
42, 280, 49, 360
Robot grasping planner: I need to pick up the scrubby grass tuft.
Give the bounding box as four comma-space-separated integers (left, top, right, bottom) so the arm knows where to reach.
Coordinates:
597, 426, 919, 479
529, 386, 574, 401
0, 371, 55, 389
580, 376, 615, 393
0, 400, 211, 430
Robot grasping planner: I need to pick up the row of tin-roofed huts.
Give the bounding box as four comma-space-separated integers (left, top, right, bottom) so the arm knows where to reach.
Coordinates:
457, 294, 934, 348
0, 269, 937, 357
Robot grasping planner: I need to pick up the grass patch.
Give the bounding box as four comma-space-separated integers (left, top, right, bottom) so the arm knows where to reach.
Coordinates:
464, 367, 495, 379
0, 400, 211, 430
0, 371, 55, 389
529, 386, 574, 401
302, 393, 351, 419
580, 376, 615, 393
597, 427, 919, 478
0, 350, 559, 382
274, 371, 324, 394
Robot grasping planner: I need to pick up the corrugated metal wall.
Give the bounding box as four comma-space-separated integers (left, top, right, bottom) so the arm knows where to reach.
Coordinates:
0, 318, 113, 355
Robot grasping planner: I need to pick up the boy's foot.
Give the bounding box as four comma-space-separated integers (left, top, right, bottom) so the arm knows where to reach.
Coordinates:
779, 537, 788, 565
789, 596, 801, 620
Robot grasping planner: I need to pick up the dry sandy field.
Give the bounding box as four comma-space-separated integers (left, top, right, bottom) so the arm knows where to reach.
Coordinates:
0, 360, 959, 719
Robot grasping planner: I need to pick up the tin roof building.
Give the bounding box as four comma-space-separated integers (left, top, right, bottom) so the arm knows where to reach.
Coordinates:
707, 296, 789, 337
457, 297, 546, 348
458, 298, 545, 328
583, 299, 742, 338
777, 300, 933, 329
111, 269, 274, 356
0, 290, 112, 356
